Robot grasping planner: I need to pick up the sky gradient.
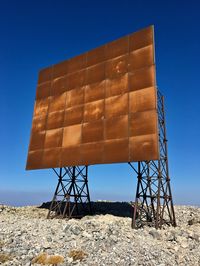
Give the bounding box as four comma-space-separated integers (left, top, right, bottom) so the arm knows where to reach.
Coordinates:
1, 0, 200, 206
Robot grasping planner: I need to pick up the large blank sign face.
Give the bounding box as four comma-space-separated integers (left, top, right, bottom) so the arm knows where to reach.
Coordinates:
26, 25, 159, 170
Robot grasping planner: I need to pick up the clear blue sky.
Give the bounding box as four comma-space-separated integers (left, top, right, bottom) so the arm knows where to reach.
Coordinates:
1, 0, 200, 206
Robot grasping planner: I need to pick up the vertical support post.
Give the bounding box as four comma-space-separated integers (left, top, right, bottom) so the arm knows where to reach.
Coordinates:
71, 166, 79, 215
130, 90, 176, 228
160, 95, 176, 226
47, 166, 92, 219
85, 166, 92, 214
131, 162, 141, 228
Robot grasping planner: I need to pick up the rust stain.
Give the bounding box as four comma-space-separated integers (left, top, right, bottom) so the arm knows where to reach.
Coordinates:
26, 25, 159, 169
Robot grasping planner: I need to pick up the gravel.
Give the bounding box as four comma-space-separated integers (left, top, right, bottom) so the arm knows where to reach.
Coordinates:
0, 204, 200, 265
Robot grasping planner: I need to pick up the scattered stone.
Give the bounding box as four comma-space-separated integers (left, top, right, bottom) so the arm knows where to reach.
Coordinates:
166, 231, 176, 242
0, 253, 12, 263
190, 233, 200, 241
31, 252, 64, 265
81, 231, 92, 238
70, 224, 83, 235
68, 249, 88, 261
46, 236, 52, 242
0, 204, 199, 265
181, 241, 188, 248
149, 229, 161, 240
188, 218, 200, 225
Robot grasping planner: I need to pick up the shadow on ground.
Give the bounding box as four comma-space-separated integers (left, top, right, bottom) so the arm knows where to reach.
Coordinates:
39, 201, 133, 218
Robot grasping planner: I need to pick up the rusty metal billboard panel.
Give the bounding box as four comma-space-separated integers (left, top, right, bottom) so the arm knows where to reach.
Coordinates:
26, 25, 159, 170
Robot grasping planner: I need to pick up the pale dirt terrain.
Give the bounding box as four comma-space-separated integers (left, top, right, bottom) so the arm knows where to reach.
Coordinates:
0, 204, 200, 266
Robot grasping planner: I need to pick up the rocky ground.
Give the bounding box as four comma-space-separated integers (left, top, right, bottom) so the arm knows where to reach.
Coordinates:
0, 203, 200, 266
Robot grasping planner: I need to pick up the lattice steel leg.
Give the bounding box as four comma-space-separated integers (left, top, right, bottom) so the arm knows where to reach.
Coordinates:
47, 166, 92, 219
130, 90, 176, 229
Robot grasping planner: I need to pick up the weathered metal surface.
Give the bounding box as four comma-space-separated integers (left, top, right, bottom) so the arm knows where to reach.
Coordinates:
104, 139, 129, 164
64, 106, 83, 126
62, 124, 82, 147
29, 131, 46, 151
26, 25, 159, 170
129, 134, 158, 162
46, 110, 64, 130
49, 93, 66, 112
84, 100, 104, 122
105, 94, 128, 118
106, 74, 128, 97
66, 88, 84, 108
82, 120, 104, 143
105, 115, 128, 140
26, 150, 43, 170
81, 143, 104, 165
129, 87, 157, 113
42, 148, 61, 168
44, 128, 63, 149
85, 81, 105, 103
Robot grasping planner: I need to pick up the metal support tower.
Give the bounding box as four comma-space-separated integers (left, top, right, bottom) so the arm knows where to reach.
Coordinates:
47, 166, 92, 219
130, 90, 176, 229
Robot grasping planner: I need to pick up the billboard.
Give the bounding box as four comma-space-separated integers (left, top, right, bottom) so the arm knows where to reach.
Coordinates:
26, 25, 159, 170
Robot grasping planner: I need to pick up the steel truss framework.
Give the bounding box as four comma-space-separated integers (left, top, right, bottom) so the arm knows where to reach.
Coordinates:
47, 166, 92, 219
129, 90, 176, 228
